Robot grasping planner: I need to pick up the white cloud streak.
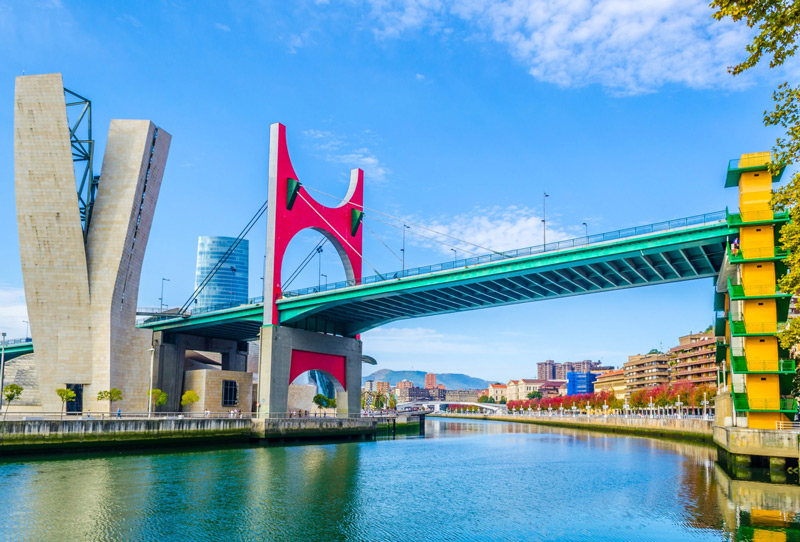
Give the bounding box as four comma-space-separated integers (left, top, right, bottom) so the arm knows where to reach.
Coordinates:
364, 0, 756, 94
412, 205, 574, 255
303, 129, 390, 183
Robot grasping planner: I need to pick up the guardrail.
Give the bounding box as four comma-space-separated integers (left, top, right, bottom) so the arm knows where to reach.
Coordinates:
776, 421, 800, 430
283, 210, 727, 297
137, 209, 727, 318
1, 338, 32, 346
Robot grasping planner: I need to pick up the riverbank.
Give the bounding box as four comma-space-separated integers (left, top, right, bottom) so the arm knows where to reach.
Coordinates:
434, 413, 714, 442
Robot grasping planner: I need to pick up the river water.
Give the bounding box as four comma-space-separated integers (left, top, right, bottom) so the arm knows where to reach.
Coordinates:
1, 418, 798, 541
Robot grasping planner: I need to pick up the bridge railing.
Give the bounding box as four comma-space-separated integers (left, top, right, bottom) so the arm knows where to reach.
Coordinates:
283, 210, 727, 297
1, 338, 32, 346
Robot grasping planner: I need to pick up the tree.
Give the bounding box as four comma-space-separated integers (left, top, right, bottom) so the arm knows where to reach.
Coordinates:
181, 390, 200, 408
148, 388, 168, 411
327, 397, 337, 409
526, 391, 542, 400
56, 388, 76, 419
478, 395, 489, 403
313, 394, 329, 411
499, 396, 507, 405
2, 384, 23, 422
97, 388, 123, 413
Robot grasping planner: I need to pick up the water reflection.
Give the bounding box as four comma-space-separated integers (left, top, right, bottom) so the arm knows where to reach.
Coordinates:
1, 419, 800, 541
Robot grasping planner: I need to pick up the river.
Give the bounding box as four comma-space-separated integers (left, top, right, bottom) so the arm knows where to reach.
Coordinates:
0, 418, 797, 541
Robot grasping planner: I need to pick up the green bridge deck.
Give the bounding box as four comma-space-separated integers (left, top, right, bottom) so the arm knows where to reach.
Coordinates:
137, 212, 735, 339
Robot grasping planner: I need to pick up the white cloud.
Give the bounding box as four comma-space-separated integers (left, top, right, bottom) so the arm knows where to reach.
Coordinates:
0, 287, 28, 339
413, 205, 574, 255
215, 22, 231, 32
415, 73, 425, 80
118, 14, 142, 28
302, 129, 390, 184
364, 0, 755, 94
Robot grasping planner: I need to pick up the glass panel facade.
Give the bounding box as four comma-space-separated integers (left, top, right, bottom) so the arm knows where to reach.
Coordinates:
222, 380, 238, 407
194, 236, 249, 310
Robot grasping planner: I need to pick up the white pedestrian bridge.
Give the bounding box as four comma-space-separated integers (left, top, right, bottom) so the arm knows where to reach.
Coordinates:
397, 401, 507, 414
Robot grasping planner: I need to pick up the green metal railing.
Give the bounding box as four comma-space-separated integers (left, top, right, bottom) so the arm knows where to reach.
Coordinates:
729, 320, 786, 336
732, 393, 796, 412
283, 210, 728, 297
730, 357, 795, 373
728, 245, 789, 263
726, 208, 789, 225
727, 277, 788, 299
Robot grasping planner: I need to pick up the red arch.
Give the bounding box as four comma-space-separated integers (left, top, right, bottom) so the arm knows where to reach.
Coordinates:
267, 123, 363, 325
289, 350, 347, 391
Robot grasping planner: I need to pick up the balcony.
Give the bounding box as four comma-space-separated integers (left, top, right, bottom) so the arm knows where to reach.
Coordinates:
726, 208, 790, 226
724, 157, 785, 188
732, 393, 796, 412
728, 245, 789, 264
727, 277, 790, 300
715, 342, 727, 363
730, 356, 795, 373
729, 320, 786, 336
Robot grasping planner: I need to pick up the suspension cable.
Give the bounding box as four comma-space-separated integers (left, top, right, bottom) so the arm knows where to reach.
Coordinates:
296, 192, 385, 279
282, 237, 328, 290
303, 185, 504, 255
179, 199, 269, 313
364, 215, 481, 257
363, 221, 402, 263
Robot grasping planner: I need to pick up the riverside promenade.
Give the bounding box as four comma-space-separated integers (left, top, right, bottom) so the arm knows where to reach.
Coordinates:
434, 412, 714, 442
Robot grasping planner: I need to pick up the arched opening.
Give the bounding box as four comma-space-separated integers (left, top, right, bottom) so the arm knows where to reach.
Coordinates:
289, 369, 345, 417
280, 228, 353, 294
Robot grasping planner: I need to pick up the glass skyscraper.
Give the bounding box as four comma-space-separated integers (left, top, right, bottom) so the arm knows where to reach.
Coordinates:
194, 236, 249, 310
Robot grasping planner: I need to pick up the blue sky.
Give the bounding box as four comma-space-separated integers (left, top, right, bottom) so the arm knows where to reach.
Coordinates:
0, 0, 795, 381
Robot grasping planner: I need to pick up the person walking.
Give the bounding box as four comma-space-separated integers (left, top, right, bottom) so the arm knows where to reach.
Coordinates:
116, 408, 121, 419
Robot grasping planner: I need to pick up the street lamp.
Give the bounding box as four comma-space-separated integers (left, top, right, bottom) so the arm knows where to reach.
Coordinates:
23, 320, 29, 340
148, 343, 157, 419
675, 395, 683, 419
321, 273, 327, 290
648, 400, 655, 418
159, 278, 170, 312
401, 224, 410, 275
701, 392, 709, 420
623, 400, 630, 418
542, 192, 549, 246
451, 248, 457, 265
582, 222, 588, 238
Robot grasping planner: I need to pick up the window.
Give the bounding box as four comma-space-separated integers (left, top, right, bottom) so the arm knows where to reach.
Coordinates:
222, 380, 238, 406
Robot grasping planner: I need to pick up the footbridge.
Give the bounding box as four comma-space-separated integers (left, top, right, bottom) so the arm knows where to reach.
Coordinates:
137, 210, 734, 339
398, 401, 507, 414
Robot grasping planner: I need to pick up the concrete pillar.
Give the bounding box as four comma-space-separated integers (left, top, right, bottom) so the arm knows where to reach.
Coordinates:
257, 325, 362, 418
732, 454, 752, 467
769, 456, 787, 471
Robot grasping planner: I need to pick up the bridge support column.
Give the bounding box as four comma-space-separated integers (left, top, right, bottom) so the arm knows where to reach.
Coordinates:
257, 326, 362, 418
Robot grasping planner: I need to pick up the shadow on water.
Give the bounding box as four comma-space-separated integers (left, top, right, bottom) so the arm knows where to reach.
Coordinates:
2, 417, 800, 541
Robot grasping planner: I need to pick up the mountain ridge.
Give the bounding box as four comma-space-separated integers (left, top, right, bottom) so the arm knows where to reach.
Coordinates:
362, 369, 493, 390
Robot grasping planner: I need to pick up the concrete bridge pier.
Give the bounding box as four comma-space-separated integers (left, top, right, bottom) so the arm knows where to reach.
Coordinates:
153, 331, 249, 412
257, 326, 362, 418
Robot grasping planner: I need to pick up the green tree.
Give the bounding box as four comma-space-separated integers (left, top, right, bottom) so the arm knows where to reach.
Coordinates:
526, 391, 542, 400
97, 388, 123, 413
148, 388, 168, 410
711, 1, 800, 393
2, 384, 23, 422
499, 396, 507, 405
313, 394, 329, 411
56, 388, 76, 419
327, 397, 337, 409
181, 390, 200, 407
478, 395, 489, 403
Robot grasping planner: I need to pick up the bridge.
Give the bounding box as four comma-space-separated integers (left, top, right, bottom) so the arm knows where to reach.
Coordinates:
398, 401, 507, 414
136, 210, 734, 340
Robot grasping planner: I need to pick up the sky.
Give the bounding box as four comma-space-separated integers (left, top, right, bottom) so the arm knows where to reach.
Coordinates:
0, 0, 796, 382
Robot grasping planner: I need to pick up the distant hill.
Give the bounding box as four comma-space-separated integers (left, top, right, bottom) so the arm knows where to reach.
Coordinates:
362, 369, 492, 390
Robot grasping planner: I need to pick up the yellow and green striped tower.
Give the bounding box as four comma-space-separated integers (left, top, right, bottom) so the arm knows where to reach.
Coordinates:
721, 152, 793, 430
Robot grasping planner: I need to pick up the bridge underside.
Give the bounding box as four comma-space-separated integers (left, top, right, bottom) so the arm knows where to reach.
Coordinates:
140, 221, 734, 340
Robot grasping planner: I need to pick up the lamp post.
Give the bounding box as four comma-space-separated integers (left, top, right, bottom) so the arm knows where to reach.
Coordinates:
582, 222, 588, 238
542, 192, 549, 246
0, 332, 6, 409
648, 400, 655, 418
571, 405, 577, 417
401, 224, 410, 275
159, 278, 170, 312
701, 392, 708, 420
23, 320, 29, 340
148, 344, 156, 418
451, 248, 456, 265
321, 273, 327, 290
623, 400, 630, 418
603, 401, 608, 418
675, 395, 683, 419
